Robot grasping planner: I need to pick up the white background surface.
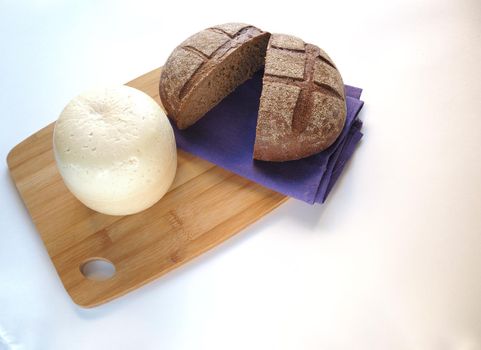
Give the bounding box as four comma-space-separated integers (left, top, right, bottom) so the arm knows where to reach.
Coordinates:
1, 0, 480, 349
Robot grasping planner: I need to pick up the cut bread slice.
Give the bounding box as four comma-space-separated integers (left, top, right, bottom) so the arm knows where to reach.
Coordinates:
253, 34, 347, 161
159, 23, 270, 129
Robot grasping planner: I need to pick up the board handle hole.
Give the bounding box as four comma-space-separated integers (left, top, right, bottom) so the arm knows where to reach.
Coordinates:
80, 258, 116, 281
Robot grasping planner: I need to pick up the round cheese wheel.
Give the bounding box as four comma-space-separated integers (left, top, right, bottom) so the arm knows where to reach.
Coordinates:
53, 86, 177, 216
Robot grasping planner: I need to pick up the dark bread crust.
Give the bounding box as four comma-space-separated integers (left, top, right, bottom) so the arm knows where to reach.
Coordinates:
159, 23, 270, 129
253, 34, 347, 161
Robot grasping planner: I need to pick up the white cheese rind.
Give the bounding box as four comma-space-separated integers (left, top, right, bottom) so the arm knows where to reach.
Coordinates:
53, 86, 177, 215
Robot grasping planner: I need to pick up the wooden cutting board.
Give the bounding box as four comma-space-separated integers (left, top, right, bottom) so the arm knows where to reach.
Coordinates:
7, 67, 287, 308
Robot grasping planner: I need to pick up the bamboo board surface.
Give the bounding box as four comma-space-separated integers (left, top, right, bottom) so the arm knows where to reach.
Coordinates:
7, 67, 287, 308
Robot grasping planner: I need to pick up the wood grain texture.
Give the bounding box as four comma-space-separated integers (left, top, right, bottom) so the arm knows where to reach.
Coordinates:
7, 67, 288, 308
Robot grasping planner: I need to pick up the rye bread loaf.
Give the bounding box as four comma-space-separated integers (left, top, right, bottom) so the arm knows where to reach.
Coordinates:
159, 23, 270, 129
253, 34, 347, 161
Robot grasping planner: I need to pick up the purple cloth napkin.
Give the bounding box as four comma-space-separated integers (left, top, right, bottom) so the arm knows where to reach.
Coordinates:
170, 70, 364, 204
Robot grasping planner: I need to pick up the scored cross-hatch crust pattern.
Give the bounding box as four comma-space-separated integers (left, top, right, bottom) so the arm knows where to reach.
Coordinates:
263, 38, 345, 133
160, 26, 346, 161
174, 24, 262, 103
